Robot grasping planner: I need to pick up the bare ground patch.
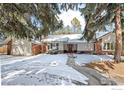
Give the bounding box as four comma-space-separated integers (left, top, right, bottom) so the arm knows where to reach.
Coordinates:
85, 61, 124, 85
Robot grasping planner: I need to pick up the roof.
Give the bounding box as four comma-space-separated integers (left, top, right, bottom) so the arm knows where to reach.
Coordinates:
32, 40, 41, 44
42, 34, 85, 43
67, 39, 91, 44
41, 31, 113, 43
96, 31, 113, 39
0, 37, 11, 45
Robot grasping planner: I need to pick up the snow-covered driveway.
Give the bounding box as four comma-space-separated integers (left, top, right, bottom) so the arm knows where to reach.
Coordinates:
1, 54, 88, 85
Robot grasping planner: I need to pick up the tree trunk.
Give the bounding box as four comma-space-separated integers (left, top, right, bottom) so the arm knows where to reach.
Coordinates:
114, 6, 122, 62
7, 39, 12, 55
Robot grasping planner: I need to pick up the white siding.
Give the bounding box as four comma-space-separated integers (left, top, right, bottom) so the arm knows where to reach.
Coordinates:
77, 43, 94, 51
58, 42, 64, 51
58, 42, 94, 51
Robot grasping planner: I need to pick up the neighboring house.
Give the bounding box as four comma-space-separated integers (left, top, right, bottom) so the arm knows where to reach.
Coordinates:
0, 37, 48, 56
0, 37, 12, 55
11, 38, 48, 56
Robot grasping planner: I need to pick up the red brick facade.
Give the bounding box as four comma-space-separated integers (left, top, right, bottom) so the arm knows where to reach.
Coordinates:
32, 43, 48, 55
95, 39, 114, 55
95, 39, 102, 54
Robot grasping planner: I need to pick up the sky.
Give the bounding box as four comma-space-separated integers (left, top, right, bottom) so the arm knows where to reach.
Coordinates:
58, 7, 114, 32
31, 4, 114, 33
58, 9, 85, 31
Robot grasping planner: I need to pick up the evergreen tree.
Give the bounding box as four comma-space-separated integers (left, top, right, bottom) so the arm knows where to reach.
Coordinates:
81, 3, 124, 62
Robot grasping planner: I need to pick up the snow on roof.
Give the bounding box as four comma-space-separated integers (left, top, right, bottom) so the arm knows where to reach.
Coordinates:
67, 39, 86, 44
42, 32, 113, 43
42, 34, 84, 42
32, 40, 41, 44
49, 34, 82, 39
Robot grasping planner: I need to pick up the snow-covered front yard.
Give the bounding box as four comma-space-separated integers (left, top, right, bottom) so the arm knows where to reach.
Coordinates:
74, 54, 124, 66
1, 54, 88, 85
1, 54, 124, 85
74, 54, 114, 66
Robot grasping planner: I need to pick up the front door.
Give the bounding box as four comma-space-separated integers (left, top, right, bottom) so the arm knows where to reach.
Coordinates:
64, 44, 77, 53
68, 44, 73, 53
68, 44, 77, 53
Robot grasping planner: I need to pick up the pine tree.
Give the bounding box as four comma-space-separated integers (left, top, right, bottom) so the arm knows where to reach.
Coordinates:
81, 3, 124, 62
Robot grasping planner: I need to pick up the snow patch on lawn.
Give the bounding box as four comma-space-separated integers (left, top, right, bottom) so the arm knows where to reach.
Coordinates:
74, 54, 114, 66
0, 54, 44, 65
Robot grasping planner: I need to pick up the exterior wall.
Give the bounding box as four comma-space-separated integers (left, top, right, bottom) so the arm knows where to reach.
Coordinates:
0, 40, 12, 55
77, 43, 94, 52
11, 38, 32, 56
32, 44, 41, 55
95, 39, 102, 54
63, 44, 77, 53
58, 42, 64, 51
101, 33, 115, 54
58, 42, 94, 53
43, 44, 48, 53
0, 45, 7, 54
101, 33, 115, 44
95, 33, 115, 55
32, 43, 48, 55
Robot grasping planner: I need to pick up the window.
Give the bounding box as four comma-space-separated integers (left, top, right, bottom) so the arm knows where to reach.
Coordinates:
56, 43, 59, 50
51, 43, 59, 50
111, 43, 114, 50
51, 43, 52, 49
107, 43, 110, 50
103, 43, 114, 50
103, 43, 107, 50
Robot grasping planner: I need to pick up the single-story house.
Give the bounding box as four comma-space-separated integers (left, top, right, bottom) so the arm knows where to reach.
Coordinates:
42, 34, 94, 53
42, 32, 124, 55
